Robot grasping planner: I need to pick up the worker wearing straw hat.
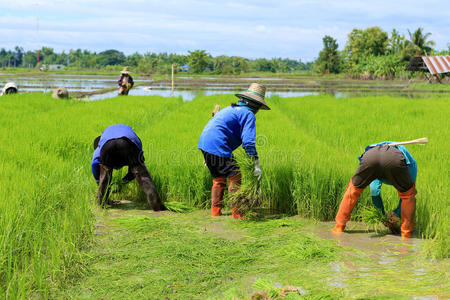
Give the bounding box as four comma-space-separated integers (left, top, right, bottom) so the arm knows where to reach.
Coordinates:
332, 141, 418, 238
198, 83, 270, 219
0, 82, 18, 96
91, 124, 165, 211
118, 66, 134, 95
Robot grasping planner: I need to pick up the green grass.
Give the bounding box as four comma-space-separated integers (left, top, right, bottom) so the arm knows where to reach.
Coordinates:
0, 92, 448, 298
57, 210, 449, 299
408, 82, 450, 91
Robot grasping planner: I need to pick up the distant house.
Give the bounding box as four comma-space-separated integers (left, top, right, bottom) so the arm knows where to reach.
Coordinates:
49, 64, 65, 70
180, 64, 191, 72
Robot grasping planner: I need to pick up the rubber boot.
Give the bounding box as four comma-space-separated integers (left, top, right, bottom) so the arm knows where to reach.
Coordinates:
228, 172, 241, 194
398, 184, 417, 239
228, 173, 244, 219
332, 178, 364, 233
211, 177, 226, 217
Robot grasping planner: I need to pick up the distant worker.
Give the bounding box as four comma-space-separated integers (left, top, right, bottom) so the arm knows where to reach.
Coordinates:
118, 66, 134, 95
91, 124, 164, 210
332, 141, 421, 238
198, 83, 270, 219
52, 87, 69, 99
1, 82, 18, 96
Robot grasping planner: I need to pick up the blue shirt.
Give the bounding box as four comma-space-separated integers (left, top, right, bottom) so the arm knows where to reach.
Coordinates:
198, 106, 257, 158
91, 124, 143, 181
358, 142, 417, 196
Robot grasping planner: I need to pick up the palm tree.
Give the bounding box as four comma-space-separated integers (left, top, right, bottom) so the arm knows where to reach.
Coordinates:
407, 28, 435, 55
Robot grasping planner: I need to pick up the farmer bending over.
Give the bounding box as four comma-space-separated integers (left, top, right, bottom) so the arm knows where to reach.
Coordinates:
118, 66, 134, 95
198, 83, 270, 219
91, 124, 164, 210
332, 142, 417, 238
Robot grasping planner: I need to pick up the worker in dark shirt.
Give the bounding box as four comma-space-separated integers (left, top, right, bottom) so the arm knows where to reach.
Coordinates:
118, 66, 134, 95
91, 124, 164, 210
332, 142, 417, 238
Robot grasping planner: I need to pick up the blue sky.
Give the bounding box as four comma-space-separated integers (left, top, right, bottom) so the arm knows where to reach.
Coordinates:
1, 0, 449, 62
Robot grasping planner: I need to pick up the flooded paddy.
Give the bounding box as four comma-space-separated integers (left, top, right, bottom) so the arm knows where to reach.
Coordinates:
1, 73, 449, 101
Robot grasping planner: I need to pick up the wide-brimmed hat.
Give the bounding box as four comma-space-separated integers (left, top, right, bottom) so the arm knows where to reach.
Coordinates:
235, 83, 270, 110
121, 66, 131, 74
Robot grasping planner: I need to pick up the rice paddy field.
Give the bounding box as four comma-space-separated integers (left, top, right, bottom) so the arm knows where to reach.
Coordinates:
0, 92, 449, 299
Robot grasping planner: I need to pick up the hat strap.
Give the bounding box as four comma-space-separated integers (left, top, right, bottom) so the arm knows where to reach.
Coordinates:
247, 90, 264, 98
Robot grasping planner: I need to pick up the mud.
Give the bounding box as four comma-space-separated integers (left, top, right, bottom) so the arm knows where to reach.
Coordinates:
306, 219, 450, 298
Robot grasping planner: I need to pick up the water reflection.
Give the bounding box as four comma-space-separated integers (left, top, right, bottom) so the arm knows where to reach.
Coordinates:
87, 87, 319, 101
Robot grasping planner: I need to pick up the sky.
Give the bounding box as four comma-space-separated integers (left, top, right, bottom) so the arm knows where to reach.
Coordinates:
1, 0, 449, 62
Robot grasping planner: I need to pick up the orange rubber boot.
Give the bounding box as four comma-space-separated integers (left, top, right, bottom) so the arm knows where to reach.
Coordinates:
333, 178, 364, 233
232, 208, 245, 219
228, 173, 244, 219
228, 172, 242, 193
211, 177, 226, 217
398, 184, 417, 238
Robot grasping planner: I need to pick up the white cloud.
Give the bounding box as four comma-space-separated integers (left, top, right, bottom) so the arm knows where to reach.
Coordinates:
0, 0, 448, 61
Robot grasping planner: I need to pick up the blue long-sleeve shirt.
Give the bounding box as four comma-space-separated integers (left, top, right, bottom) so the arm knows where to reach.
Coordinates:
198, 106, 257, 158
358, 141, 417, 196
91, 124, 143, 181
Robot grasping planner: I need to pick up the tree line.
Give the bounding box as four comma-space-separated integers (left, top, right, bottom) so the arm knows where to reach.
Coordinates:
315, 27, 450, 78
0, 48, 312, 75
1, 27, 448, 77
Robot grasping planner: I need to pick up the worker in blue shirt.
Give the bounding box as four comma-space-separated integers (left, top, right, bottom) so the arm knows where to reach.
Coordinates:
198, 83, 270, 219
333, 141, 418, 238
91, 124, 164, 210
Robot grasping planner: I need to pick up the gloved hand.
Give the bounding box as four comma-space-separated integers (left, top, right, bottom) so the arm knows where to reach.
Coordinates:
253, 158, 262, 181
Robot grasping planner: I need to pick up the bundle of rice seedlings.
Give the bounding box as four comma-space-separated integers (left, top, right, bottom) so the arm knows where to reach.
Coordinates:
164, 201, 194, 213
227, 153, 262, 217
357, 205, 388, 233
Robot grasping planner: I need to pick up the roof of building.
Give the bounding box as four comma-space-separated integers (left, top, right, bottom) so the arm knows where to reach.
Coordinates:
406, 56, 450, 75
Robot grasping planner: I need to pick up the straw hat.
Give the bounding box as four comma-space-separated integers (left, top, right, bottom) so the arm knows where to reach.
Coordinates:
121, 66, 131, 74
52, 87, 69, 99
1, 82, 18, 95
235, 83, 270, 110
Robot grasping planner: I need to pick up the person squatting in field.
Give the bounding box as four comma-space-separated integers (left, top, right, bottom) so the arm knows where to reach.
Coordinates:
117, 66, 134, 95
198, 83, 270, 219
332, 142, 417, 238
91, 124, 165, 210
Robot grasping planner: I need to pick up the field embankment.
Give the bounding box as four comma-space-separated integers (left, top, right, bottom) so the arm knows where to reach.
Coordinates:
0, 93, 448, 298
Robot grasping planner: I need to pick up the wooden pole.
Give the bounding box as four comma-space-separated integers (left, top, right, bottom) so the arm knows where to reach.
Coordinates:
171, 64, 174, 97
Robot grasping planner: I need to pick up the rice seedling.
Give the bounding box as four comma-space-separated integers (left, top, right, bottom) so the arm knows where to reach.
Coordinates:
356, 205, 388, 234
0, 91, 448, 297
226, 152, 261, 217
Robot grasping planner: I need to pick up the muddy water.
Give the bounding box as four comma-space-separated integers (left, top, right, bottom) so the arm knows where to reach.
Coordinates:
308, 220, 450, 298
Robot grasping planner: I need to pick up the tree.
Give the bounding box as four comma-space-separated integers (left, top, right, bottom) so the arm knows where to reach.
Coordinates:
97, 49, 126, 66
315, 35, 342, 73
407, 28, 435, 55
188, 50, 209, 73
344, 27, 388, 65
